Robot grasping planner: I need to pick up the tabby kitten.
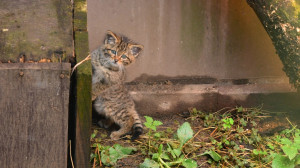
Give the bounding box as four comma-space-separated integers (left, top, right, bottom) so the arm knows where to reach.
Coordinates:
91, 31, 143, 140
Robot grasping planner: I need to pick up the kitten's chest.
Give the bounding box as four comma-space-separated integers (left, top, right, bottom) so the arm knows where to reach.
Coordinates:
102, 65, 124, 83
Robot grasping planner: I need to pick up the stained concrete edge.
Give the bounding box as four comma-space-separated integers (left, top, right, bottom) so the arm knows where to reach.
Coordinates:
127, 83, 299, 121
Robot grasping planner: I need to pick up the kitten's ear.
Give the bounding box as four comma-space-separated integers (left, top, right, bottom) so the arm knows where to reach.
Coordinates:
129, 44, 143, 57
104, 31, 119, 45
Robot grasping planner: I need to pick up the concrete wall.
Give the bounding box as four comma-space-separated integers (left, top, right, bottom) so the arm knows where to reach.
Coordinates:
87, 0, 288, 83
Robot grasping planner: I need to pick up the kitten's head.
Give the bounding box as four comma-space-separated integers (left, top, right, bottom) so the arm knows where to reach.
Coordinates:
102, 31, 143, 66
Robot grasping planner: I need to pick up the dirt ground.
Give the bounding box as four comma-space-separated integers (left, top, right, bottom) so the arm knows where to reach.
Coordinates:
91, 108, 298, 168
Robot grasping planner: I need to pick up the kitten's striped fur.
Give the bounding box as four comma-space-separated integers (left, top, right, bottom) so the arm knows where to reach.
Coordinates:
91, 31, 143, 140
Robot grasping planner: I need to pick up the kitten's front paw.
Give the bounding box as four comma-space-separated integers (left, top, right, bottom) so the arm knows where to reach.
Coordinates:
110, 132, 121, 140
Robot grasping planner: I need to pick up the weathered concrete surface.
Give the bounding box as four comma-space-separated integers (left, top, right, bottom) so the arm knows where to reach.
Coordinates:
88, 0, 299, 121
87, 0, 287, 82
127, 81, 300, 122
0, 0, 73, 62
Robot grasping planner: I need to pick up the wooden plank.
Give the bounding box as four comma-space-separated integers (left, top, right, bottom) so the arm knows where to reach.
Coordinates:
0, 0, 73, 63
73, 5, 92, 165
74, 0, 88, 31
0, 63, 70, 168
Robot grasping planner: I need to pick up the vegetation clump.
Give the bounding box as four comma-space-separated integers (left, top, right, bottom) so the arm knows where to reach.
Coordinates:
90, 107, 300, 167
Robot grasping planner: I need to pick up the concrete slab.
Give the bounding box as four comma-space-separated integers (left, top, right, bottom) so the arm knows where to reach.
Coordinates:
127, 81, 299, 120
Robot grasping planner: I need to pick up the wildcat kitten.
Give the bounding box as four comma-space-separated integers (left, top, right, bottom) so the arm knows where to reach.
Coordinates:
91, 31, 143, 140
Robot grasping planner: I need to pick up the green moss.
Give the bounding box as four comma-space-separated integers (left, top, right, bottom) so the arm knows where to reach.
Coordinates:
74, 0, 87, 30
0, 0, 73, 62
75, 31, 91, 75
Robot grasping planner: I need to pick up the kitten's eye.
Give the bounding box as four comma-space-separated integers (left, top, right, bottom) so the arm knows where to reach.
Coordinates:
121, 55, 127, 59
111, 50, 116, 54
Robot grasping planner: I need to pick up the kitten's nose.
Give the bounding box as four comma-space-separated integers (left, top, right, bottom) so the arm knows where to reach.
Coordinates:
114, 59, 118, 63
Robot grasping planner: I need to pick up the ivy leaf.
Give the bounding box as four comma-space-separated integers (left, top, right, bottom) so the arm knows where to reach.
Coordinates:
177, 122, 194, 146
101, 150, 111, 166
272, 154, 294, 168
182, 158, 197, 168
107, 144, 136, 164
281, 144, 298, 160
140, 158, 160, 168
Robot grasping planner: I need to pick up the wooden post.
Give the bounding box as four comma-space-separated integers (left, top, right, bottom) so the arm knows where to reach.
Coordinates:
0, 63, 70, 168
72, 0, 92, 167
0, 1, 72, 168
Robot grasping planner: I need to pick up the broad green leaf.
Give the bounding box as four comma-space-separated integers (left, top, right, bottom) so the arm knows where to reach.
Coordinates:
90, 133, 96, 139
281, 138, 292, 145
177, 122, 194, 146
237, 106, 243, 112
295, 155, 300, 165
90, 153, 97, 161
282, 144, 298, 160
267, 143, 275, 150
272, 154, 294, 168
152, 153, 160, 160
161, 153, 171, 160
144, 116, 153, 123
167, 143, 176, 158
173, 148, 182, 157
153, 120, 163, 127
108, 144, 136, 164
144, 116, 162, 131
239, 118, 247, 126
229, 118, 234, 125
144, 116, 154, 129
295, 135, 300, 148
203, 150, 221, 162
182, 158, 197, 168
139, 158, 160, 168
101, 150, 112, 166
154, 132, 161, 138
158, 144, 163, 154
253, 149, 259, 155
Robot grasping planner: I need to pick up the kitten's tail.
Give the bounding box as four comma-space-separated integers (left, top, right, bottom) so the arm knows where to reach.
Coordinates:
131, 114, 143, 141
